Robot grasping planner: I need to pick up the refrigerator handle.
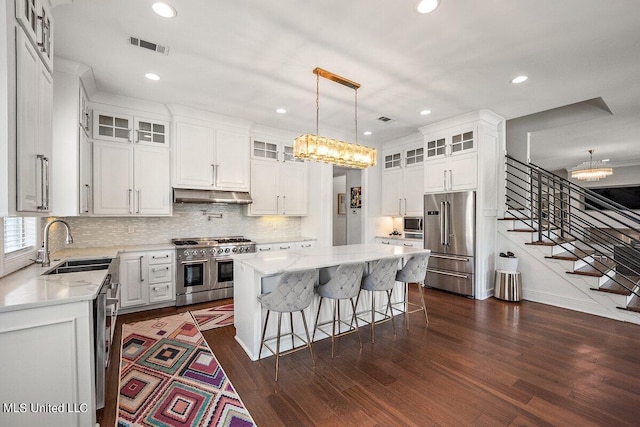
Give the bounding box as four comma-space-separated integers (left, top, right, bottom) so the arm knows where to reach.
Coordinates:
445, 201, 451, 246
440, 201, 446, 245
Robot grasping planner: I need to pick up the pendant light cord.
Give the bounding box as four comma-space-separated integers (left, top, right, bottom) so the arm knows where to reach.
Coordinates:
315, 72, 320, 138
355, 88, 358, 145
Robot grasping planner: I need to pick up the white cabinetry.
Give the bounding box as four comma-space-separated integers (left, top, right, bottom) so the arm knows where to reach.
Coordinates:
16, 26, 52, 212
248, 137, 308, 216
120, 250, 174, 309
93, 111, 169, 147
381, 139, 424, 216
51, 65, 94, 216
375, 237, 422, 248
0, 300, 95, 427
419, 110, 504, 300
173, 122, 250, 191
423, 127, 478, 193
93, 142, 170, 215
255, 240, 316, 253
15, 0, 54, 73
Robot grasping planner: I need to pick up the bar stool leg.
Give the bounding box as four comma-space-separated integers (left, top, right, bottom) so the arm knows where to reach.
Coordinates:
350, 298, 362, 349
370, 291, 376, 343
404, 282, 409, 331
331, 299, 337, 358
300, 310, 315, 366
312, 296, 324, 341
386, 289, 396, 336
290, 312, 294, 349
275, 312, 282, 382
418, 282, 429, 324
259, 310, 270, 360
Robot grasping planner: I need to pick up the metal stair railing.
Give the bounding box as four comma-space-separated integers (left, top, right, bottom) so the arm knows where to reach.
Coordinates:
505, 154, 640, 300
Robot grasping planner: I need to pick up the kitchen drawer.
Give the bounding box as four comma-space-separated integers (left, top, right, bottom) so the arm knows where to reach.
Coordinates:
275, 242, 293, 251
149, 282, 174, 304
148, 264, 173, 284
295, 241, 315, 250
256, 244, 274, 253
148, 251, 173, 265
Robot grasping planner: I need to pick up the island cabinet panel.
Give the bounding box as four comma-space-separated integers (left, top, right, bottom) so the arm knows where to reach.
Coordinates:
0, 301, 95, 427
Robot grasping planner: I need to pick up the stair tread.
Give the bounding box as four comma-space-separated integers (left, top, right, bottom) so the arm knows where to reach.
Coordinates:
567, 259, 616, 277
545, 249, 595, 261
625, 295, 640, 313
525, 237, 576, 246
509, 227, 559, 233
591, 274, 639, 295
498, 217, 538, 221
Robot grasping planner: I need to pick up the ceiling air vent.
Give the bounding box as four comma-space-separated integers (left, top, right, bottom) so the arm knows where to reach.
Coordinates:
129, 36, 169, 55
377, 116, 395, 123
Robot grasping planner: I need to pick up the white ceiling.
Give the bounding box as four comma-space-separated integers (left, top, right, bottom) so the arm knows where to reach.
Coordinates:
52, 0, 640, 169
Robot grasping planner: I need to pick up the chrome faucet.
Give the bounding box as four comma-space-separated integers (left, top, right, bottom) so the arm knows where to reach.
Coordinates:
36, 219, 74, 267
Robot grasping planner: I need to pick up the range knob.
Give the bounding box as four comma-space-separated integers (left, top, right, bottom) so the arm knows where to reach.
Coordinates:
238, 247, 245, 253
191, 250, 198, 256
224, 248, 230, 253
232, 247, 238, 253
200, 249, 206, 255
217, 248, 224, 254
183, 250, 189, 256
210, 249, 216, 255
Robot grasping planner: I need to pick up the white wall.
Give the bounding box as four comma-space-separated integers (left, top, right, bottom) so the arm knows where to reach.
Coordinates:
332, 175, 346, 246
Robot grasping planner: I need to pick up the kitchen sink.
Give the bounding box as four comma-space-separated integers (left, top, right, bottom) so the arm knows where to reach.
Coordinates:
44, 258, 113, 275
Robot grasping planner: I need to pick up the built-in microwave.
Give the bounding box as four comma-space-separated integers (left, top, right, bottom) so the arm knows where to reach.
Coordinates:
403, 216, 423, 239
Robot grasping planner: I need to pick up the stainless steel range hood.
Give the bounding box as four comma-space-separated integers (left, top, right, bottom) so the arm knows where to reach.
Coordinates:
173, 188, 253, 204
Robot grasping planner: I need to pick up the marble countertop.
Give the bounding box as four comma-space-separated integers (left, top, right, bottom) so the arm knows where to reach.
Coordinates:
233, 243, 429, 275
252, 236, 317, 245
0, 243, 174, 314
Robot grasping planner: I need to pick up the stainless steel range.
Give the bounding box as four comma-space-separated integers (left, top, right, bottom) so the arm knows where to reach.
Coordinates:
172, 236, 256, 306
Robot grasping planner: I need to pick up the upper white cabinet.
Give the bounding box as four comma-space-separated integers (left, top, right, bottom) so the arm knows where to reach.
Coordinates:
380, 139, 424, 216
248, 159, 308, 216
422, 126, 479, 193
173, 121, 250, 191
16, 23, 52, 212
15, 0, 54, 73
93, 142, 170, 216
251, 138, 304, 163
93, 111, 169, 147
51, 65, 94, 216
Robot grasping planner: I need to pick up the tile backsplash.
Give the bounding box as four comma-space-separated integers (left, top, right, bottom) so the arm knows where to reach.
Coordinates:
44, 204, 302, 252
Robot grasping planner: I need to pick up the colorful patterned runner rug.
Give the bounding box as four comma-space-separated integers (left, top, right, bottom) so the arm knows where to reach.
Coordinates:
191, 304, 234, 331
117, 312, 255, 427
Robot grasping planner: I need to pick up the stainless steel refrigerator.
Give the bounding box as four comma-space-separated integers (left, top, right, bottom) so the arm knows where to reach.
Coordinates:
424, 191, 476, 297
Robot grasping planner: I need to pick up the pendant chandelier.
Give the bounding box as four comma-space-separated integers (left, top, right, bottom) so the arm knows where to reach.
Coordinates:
294, 68, 377, 169
570, 149, 613, 181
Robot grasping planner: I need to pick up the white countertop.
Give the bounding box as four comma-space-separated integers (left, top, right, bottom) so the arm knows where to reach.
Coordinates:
233, 243, 430, 275
0, 243, 174, 314
252, 236, 317, 245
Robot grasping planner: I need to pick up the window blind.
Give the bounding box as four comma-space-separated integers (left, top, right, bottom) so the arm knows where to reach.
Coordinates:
3, 217, 37, 255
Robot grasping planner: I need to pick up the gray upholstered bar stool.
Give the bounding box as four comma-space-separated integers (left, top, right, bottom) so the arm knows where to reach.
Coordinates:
393, 252, 430, 330
356, 257, 400, 343
257, 268, 316, 381
312, 262, 366, 358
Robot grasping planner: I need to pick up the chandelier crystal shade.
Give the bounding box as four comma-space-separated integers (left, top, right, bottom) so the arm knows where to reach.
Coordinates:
570, 149, 613, 181
294, 68, 377, 169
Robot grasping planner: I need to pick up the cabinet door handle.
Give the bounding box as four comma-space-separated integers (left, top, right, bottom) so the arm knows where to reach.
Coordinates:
135, 129, 139, 143
128, 189, 133, 214
139, 256, 144, 282
214, 164, 218, 186
44, 156, 49, 210
398, 199, 402, 216
152, 266, 170, 272
381, 241, 390, 245
276, 195, 280, 213
404, 198, 407, 216
259, 247, 272, 251
282, 195, 286, 215
403, 243, 413, 247
211, 164, 215, 186
152, 254, 170, 259
443, 170, 447, 191
84, 184, 91, 213
448, 169, 452, 190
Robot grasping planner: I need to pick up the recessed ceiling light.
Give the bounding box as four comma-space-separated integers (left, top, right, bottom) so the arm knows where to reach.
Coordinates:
152, 2, 177, 18
276, 108, 287, 114
363, 131, 372, 136
511, 75, 528, 84
145, 72, 160, 81
420, 109, 432, 115
416, 0, 440, 14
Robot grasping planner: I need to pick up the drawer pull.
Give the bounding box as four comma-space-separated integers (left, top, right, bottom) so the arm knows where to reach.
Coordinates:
152, 254, 170, 259
152, 266, 170, 272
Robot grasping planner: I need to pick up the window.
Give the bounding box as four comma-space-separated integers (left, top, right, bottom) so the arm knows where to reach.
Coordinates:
3, 217, 37, 256
1, 217, 38, 278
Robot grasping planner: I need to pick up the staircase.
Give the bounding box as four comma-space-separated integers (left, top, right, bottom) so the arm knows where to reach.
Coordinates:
499, 155, 640, 324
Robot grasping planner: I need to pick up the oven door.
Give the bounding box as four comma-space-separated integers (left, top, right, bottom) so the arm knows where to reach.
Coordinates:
176, 259, 210, 295
213, 258, 234, 289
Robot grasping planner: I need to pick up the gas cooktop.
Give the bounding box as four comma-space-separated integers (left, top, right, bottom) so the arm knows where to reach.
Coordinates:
171, 237, 254, 247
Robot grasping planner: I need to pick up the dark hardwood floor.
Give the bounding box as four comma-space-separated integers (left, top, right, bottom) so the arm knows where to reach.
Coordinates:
99, 288, 640, 426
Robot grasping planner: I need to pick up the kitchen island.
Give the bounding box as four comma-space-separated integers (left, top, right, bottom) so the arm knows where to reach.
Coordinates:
232, 243, 430, 361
